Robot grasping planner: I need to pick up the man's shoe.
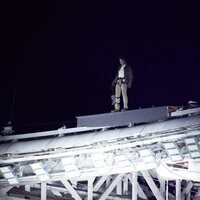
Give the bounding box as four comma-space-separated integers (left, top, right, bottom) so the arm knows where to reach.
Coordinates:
111, 109, 120, 113
121, 108, 128, 112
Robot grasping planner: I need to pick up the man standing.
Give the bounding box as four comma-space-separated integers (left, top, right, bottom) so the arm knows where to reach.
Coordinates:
112, 56, 133, 112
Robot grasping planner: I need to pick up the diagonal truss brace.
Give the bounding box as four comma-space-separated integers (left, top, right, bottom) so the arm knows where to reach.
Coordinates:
141, 170, 164, 200
127, 174, 147, 199
61, 180, 82, 200
98, 174, 124, 200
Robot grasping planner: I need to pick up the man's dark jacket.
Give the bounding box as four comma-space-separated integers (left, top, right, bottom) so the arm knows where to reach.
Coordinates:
112, 65, 133, 88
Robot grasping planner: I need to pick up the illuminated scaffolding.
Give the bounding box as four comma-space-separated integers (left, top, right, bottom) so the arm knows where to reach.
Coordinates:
0, 106, 200, 200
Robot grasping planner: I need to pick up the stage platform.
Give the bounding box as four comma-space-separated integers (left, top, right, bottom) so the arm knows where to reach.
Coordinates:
77, 106, 169, 127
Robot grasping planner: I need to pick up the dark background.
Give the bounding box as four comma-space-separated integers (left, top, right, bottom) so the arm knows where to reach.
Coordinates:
0, 1, 200, 132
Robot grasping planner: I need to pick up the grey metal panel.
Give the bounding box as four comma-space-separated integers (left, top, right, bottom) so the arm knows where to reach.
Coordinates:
77, 106, 169, 127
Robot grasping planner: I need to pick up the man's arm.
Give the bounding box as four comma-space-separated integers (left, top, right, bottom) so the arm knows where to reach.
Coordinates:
128, 66, 133, 88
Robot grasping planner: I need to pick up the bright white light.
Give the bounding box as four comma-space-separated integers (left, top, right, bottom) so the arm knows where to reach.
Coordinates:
187, 144, 199, 151
92, 153, 106, 168
139, 149, 151, 157
66, 170, 80, 178
163, 143, 176, 149
37, 174, 49, 181
7, 178, 19, 185
0, 166, 11, 174
135, 162, 146, 171
30, 163, 43, 172
146, 162, 157, 169
61, 157, 75, 165
61, 157, 81, 178
167, 149, 179, 155
0, 166, 19, 185
185, 138, 196, 144
30, 162, 49, 181
142, 156, 155, 163
170, 155, 182, 161
190, 151, 200, 158
4, 172, 15, 179
114, 154, 131, 166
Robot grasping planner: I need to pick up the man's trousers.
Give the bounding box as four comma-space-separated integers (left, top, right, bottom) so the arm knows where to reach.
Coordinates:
115, 83, 128, 110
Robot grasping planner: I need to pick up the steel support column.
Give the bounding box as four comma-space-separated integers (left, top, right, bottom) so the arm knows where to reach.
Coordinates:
88, 178, 95, 200
41, 182, 47, 200
123, 176, 128, 195
128, 173, 147, 200
158, 176, 165, 196
132, 172, 137, 200
166, 180, 168, 200
176, 179, 181, 200
116, 180, 122, 195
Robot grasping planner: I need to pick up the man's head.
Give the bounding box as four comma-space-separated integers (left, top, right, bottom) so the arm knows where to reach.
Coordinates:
119, 56, 126, 65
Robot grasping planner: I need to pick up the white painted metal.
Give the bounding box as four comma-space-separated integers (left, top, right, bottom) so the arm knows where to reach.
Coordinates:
0, 108, 199, 199
0, 126, 107, 142
182, 181, 193, 199
116, 180, 122, 195
106, 176, 111, 187
158, 176, 165, 196
88, 178, 94, 200
0, 115, 199, 158
51, 189, 62, 196
166, 180, 168, 200
176, 179, 181, 200
131, 172, 137, 200
127, 174, 147, 200
41, 182, 47, 200
93, 176, 108, 192
25, 184, 30, 193
171, 107, 200, 117
61, 180, 82, 200
123, 176, 128, 195
141, 170, 164, 200
98, 174, 124, 200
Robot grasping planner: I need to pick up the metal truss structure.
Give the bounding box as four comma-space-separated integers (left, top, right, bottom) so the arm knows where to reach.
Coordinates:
0, 106, 200, 200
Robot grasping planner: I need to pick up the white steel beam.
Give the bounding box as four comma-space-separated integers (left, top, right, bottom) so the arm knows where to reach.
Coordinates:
71, 180, 78, 187
158, 176, 165, 196
127, 174, 147, 200
176, 179, 181, 200
94, 176, 108, 192
98, 174, 124, 200
41, 182, 47, 200
88, 178, 95, 200
166, 180, 168, 200
51, 189, 62, 196
141, 170, 164, 200
123, 175, 128, 195
25, 185, 30, 192
116, 180, 122, 195
61, 180, 82, 200
106, 176, 111, 187
132, 172, 137, 200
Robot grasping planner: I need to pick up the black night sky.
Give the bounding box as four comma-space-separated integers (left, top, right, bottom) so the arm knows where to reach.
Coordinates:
0, 1, 200, 132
